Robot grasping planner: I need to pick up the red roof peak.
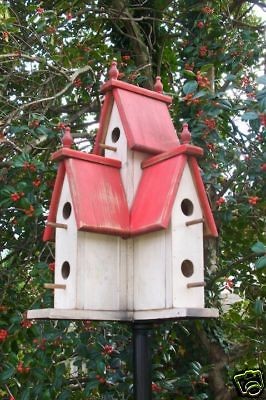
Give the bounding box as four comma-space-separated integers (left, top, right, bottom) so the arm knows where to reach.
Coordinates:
180, 123, 191, 144
154, 76, 163, 94
108, 61, 119, 80
62, 126, 73, 148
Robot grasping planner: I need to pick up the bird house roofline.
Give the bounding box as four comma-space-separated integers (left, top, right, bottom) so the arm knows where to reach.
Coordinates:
100, 78, 173, 104
51, 147, 121, 168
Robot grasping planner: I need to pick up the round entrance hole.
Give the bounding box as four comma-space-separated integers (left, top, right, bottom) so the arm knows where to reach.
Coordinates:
181, 198, 194, 216
62, 202, 72, 219
61, 261, 70, 279
181, 259, 194, 277
111, 127, 120, 143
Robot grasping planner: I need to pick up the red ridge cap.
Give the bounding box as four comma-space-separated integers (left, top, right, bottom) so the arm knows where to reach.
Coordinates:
51, 148, 121, 168
142, 145, 204, 169
101, 79, 172, 104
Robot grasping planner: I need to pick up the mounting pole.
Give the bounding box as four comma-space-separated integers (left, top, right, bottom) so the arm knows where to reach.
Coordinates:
133, 322, 152, 400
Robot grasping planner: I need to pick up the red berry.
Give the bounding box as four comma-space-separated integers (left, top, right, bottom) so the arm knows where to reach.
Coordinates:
261, 163, 266, 171
48, 262, 55, 272
197, 21, 204, 29
36, 7, 44, 14
33, 179, 41, 187
0, 329, 8, 341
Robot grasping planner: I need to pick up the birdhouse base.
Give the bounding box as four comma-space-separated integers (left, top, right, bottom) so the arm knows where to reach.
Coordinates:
27, 307, 218, 321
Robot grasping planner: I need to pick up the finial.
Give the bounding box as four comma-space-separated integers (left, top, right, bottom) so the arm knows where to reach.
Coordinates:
62, 126, 73, 148
180, 123, 191, 144
154, 76, 163, 93
108, 61, 119, 80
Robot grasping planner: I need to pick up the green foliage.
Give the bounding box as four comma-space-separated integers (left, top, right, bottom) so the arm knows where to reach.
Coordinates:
0, 0, 265, 399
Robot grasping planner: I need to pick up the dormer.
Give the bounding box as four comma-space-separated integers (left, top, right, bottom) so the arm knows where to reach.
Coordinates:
93, 62, 179, 206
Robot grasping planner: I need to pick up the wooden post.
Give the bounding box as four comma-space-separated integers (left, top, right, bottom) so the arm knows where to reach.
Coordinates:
186, 218, 204, 226
133, 322, 152, 400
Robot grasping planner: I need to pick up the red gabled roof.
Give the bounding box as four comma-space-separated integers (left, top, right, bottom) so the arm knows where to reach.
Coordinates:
43, 149, 129, 241
131, 145, 218, 237
93, 79, 179, 155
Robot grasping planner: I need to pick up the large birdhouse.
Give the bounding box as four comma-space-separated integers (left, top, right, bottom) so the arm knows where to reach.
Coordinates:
28, 62, 218, 321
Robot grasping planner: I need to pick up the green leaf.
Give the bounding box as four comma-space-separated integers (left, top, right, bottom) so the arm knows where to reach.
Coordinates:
251, 241, 266, 255
200, 63, 214, 72
256, 75, 266, 85
254, 298, 264, 315
84, 380, 99, 395
96, 359, 106, 375
57, 390, 71, 400
241, 112, 259, 120
183, 80, 198, 94
20, 387, 31, 400
183, 70, 196, 78
0, 366, 15, 381
255, 256, 266, 270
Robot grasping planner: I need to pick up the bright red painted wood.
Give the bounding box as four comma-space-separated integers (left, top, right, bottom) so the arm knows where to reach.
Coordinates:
131, 155, 187, 235
65, 158, 129, 235
43, 162, 65, 241
188, 157, 218, 237
52, 147, 121, 168
141, 144, 204, 169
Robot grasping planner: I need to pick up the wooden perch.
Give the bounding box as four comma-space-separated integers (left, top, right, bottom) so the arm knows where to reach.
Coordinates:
99, 143, 117, 152
186, 218, 204, 226
44, 283, 66, 290
187, 281, 206, 288
46, 222, 67, 229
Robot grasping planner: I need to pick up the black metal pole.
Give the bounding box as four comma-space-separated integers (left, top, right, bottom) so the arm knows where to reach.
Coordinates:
133, 322, 152, 400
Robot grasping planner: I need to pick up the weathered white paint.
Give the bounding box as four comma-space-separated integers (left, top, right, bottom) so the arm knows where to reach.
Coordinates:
171, 163, 204, 308
104, 103, 148, 207
133, 230, 166, 310
27, 307, 219, 320
54, 176, 77, 309
77, 232, 121, 310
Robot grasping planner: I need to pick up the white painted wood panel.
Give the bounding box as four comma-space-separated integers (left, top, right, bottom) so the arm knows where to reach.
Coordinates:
76, 232, 121, 310
55, 176, 77, 309
171, 163, 204, 308
133, 231, 166, 310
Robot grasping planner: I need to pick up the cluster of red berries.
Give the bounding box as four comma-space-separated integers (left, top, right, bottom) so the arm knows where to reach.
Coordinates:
261, 163, 266, 172
152, 382, 162, 393
196, 71, 210, 88
184, 63, 194, 71
0, 328, 8, 341
74, 78, 82, 88
183, 93, 200, 105
102, 344, 114, 355
202, 6, 214, 14
23, 162, 36, 172
204, 118, 216, 130
259, 114, 266, 127
24, 205, 35, 217
36, 6, 44, 14
241, 76, 250, 88
216, 197, 225, 207
248, 196, 259, 205
10, 192, 24, 202
199, 46, 208, 57
17, 361, 30, 374
2, 31, 9, 40
48, 262, 55, 272
207, 143, 216, 152
21, 318, 33, 329
32, 179, 41, 188
96, 375, 106, 384
197, 21, 204, 29
29, 119, 40, 129
33, 337, 46, 350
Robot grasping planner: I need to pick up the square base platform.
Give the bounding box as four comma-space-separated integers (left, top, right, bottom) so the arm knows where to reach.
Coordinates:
27, 307, 218, 321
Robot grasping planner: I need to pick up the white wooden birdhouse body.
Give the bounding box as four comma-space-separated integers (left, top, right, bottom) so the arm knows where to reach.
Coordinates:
28, 63, 219, 321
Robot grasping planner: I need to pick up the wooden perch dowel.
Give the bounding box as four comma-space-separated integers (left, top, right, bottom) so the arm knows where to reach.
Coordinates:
44, 283, 66, 290
46, 222, 67, 229
186, 218, 204, 226
99, 143, 117, 152
187, 281, 206, 288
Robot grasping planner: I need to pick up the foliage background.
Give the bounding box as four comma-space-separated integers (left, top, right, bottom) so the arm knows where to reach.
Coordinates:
0, 1, 265, 399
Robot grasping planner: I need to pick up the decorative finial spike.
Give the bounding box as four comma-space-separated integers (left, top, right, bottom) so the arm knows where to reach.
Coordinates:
62, 126, 73, 148
154, 76, 163, 93
180, 123, 191, 144
109, 61, 119, 80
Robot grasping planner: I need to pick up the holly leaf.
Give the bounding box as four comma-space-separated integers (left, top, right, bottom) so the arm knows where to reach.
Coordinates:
256, 75, 266, 85
241, 112, 258, 120
255, 256, 266, 270
183, 80, 198, 94
251, 241, 266, 255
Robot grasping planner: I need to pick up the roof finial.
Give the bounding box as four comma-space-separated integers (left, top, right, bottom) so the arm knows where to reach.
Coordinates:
180, 123, 191, 144
154, 76, 163, 93
62, 126, 73, 148
109, 61, 119, 80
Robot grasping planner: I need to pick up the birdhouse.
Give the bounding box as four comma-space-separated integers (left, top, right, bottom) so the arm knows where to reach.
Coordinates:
28, 62, 218, 321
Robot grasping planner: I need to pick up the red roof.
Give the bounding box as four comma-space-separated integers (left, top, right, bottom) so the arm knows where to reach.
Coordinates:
131, 145, 218, 237
43, 149, 129, 241
93, 79, 179, 155
44, 145, 217, 241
